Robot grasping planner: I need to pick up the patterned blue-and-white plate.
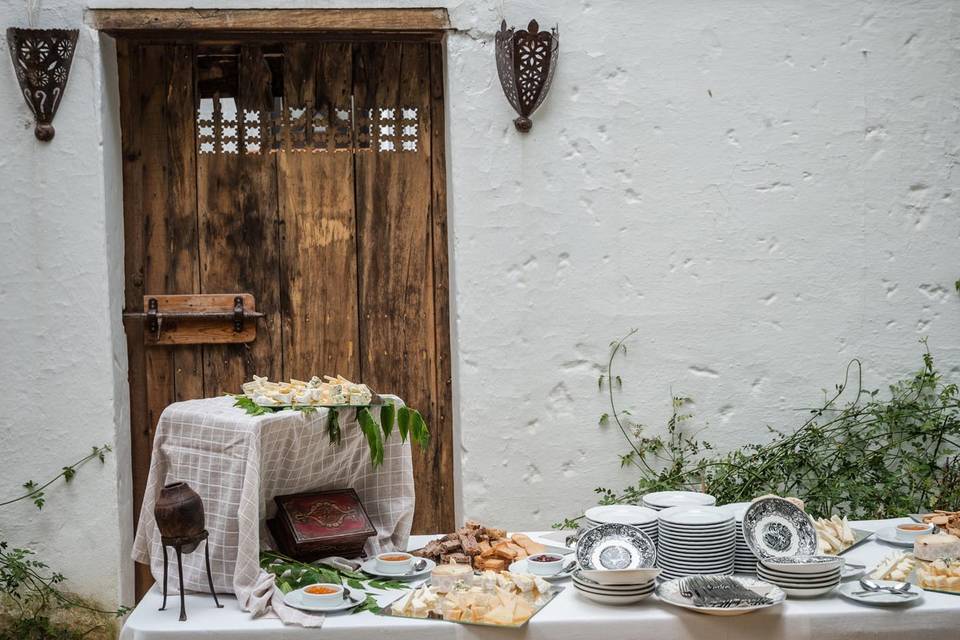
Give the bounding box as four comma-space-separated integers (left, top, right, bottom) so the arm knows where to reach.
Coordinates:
576, 523, 657, 570
742, 498, 818, 559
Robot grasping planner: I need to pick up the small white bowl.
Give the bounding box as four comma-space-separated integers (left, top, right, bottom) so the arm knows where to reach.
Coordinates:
526, 553, 565, 576
579, 567, 662, 585
573, 582, 655, 605
375, 551, 414, 575
895, 522, 934, 541
760, 555, 843, 574
301, 583, 344, 607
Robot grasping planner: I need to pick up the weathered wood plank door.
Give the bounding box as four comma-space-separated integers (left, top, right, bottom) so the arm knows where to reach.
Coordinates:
118, 37, 454, 598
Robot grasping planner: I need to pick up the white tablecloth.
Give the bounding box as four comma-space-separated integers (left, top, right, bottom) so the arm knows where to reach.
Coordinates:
121, 518, 960, 639
130, 395, 414, 623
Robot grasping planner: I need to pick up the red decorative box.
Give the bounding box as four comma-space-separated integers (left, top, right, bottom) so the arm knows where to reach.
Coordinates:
267, 488, 377, 561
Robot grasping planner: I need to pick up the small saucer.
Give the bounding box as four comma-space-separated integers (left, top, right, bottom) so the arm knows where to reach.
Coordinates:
360, 557, 435, 580
282, 586, 364, 613
874, 527, 915, 547
837, 580, 923, 606
509, 554, 575, 581
840, 563, 867, 581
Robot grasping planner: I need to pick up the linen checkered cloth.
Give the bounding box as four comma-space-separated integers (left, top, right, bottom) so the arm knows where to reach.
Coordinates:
131, 395, 414, 626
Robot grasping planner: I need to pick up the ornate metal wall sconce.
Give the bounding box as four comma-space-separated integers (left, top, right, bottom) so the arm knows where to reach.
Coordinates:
495, 19, 559, 132
6, 28, 78, 141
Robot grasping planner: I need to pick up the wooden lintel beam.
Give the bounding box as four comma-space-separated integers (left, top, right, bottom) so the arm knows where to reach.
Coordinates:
86, 8, 452, 34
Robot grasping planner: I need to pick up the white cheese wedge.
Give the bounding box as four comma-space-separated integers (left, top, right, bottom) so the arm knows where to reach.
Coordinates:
870, 551, 912, 580
511, 574, 534, 593
532, 576, 550, 594
914, 533, 960, 562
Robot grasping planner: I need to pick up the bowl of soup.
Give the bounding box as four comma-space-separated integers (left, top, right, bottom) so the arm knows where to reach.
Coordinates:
376, 551, 414, 574
896, 522, 934, 540
301, 583, 344, 606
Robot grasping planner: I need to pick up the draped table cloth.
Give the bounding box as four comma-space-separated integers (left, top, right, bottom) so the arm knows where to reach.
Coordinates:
123, 519, 959, 639
131, 395, 414, 624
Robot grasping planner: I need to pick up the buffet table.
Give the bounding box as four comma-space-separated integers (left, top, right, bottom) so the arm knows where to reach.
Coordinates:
130, 395, 414, 622
121, 518, 959, 639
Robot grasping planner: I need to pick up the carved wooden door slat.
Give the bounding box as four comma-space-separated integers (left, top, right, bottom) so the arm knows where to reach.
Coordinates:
197, 46, 284, 397
278, 42, 361, 381
354, 41, 452, 533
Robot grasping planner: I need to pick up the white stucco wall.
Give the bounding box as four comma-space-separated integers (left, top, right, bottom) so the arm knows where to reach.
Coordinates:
1, 0, 958, 608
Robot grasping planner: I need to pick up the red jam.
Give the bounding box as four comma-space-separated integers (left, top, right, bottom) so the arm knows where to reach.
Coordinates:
530, 554, 562, 563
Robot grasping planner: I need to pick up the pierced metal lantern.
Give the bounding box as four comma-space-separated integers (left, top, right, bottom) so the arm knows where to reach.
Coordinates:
7, 28, 78, 141
495, 19, 559, 132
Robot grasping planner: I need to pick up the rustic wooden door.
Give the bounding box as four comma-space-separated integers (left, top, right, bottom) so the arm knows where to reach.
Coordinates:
117, 37, 454, 596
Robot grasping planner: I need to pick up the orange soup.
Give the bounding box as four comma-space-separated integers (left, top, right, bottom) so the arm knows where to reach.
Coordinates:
380, 554, 410, 562
305, 585, 340, 595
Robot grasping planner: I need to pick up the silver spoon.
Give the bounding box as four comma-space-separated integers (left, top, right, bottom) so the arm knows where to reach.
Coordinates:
860, 578, 913, 594
409, 558, 428, 574
850, 590, 914, 598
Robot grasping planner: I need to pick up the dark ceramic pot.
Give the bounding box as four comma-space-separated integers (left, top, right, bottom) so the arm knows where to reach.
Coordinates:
155, 482, 205, 549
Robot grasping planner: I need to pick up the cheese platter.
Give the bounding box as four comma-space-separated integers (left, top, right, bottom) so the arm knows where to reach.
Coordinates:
870, 544, 960, 596
241, 374, 379, 409
379, 571, 563, 627
813, 515, 874, 555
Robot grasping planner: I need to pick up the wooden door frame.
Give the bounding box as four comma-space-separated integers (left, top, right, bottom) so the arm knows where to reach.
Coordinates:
87, 8, 451, 36
99, 8, 456, 599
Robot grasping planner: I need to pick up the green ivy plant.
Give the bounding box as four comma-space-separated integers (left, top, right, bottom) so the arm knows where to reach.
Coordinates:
233, 397, 429, 468
558, 331, 960, 528
260, 551, 413, 614
1, 445, 129, 640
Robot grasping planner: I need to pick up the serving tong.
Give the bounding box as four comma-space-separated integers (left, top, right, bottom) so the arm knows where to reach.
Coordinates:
680, 575, 774, 608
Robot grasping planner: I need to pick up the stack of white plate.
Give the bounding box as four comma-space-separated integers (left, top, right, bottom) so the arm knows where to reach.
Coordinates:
657, 506, 736, 580
756, 556, 842, 598
719, 502, 758, 574
642, 490, 716, 511
584, 505, 659, 545
572, 568, 659, 605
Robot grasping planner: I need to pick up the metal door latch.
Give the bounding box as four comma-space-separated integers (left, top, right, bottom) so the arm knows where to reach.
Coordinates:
124, 294, 264, 344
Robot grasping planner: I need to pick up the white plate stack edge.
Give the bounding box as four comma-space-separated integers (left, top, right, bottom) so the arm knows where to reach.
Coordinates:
656, 505, 736, 581
718, 502, 758, 575
584, 504, 659, 545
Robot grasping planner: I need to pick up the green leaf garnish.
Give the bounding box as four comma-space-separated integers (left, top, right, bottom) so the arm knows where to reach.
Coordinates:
380, 402, 396, 439
397, 406, 411, 442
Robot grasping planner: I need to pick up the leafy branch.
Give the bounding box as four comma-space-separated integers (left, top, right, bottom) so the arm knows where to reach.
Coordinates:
1, 445, 128, 638
560, 332, 960, 526
0, 445, 112, 510
233, 395, 430, 469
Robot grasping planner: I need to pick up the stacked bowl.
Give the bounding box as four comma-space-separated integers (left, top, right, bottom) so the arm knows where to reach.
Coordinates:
574, 522, 660, 605
756, 556, 843, 597
656, 506, 736, 580
719, 502, 758, 574
642, 490, 716, 511
572, 568, 659, 605
584, 505, 659, 546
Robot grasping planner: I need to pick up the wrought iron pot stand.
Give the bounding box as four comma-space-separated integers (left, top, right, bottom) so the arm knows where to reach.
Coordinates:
159, 530, 223, 621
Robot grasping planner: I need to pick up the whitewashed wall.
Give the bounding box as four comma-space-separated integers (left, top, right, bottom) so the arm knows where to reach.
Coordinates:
1, 0, 958, 608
